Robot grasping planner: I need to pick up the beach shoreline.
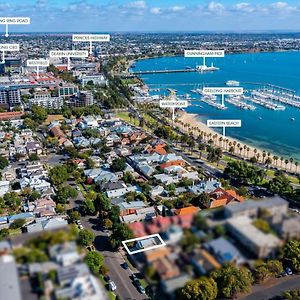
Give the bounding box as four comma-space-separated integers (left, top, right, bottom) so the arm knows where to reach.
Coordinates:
177, 111, 299, 174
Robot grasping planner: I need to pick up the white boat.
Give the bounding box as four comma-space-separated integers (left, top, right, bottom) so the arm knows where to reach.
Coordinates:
226, 80, 240, 86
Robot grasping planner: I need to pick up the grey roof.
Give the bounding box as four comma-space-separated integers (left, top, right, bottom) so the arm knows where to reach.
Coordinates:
224, 196, 287, 215
49, 241, 78, 258
100, 181, 125, 192
57, 263, 90, 285
161, 274, 191, 294
0, 255, 22, 300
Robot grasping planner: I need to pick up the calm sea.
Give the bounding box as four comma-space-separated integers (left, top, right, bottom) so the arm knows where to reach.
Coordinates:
134, 51, 300, 161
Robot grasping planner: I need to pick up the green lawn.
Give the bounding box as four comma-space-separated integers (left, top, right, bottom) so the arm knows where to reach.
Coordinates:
9, 228, 22, 236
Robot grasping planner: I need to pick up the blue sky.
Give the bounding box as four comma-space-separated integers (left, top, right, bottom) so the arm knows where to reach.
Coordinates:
1, 1, 300, 32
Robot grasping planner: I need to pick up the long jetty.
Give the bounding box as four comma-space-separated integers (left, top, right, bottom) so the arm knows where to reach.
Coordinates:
131, 69, 197, 75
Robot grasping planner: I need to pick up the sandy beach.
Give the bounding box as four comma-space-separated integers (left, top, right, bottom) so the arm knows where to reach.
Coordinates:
177, 112, 299, 174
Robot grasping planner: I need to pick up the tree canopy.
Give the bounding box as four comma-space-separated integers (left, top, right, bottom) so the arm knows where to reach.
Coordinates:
179, 277, 218, 300
211, 264, 253, 298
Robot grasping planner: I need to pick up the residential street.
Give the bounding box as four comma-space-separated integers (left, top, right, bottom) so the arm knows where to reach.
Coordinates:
239, 275, 300, 300
70, 187, 147, 300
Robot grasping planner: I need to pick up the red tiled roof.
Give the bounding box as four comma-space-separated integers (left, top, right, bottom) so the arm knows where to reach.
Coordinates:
176, 206, 200, 216
0, 111, 24, 121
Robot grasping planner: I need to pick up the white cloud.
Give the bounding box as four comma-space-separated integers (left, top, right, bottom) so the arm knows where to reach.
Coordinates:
271, 2, 289, 9
124, 1, 147, 9
234, 3, 255, 13
169, 6, 185, 12
207, 1, 224, 12
150, 7, 161, 15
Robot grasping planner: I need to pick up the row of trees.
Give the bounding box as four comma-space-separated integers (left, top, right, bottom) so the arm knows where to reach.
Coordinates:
224, 161, 300, 201
177, 119, 299, 173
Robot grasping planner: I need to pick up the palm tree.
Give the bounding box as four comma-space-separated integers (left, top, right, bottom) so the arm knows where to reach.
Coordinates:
289, 158, 294, 171
280, 157, 284, 167
262, 151, 266, 164
243, 145, 247, 157
239, 147, 243, 156
273, 156, 278, 166
246, 147, 250, 158
199, 143, 205, 159
218, 136, 223, 147
256, 153, 261, 163
285, 159, 289, 170
295, 161, 299, 173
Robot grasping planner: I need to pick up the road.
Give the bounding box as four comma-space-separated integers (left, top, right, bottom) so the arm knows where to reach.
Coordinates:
239, 275, 300, 300
69, 187, 147, 300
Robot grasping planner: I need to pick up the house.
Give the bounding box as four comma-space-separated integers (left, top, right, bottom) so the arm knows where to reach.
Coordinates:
154, 174, 178, 185
32, 197, 56, 217
26, 217, 68, 233
275, 215, 300, 240
188, 179, 221, 194
100, 181, 126, 192
150, 185, 165, 198
0, 180, 10, 196
161, 225, 183, 244
204, 237, 246, 266
160, 160, 185, 170
191, 249, 221, 275
0, 255, 22, 300
84, 168, 118, 184
20, 177, 51, 192
136, 162, 155, 177
209, 188, 244, 208
161, 273, 191, 296
145, 142, 167, 155
49, 242, 81, 267
226, 216, 283, 258
224, 196, 288, 220
106, 185, 139, 198
55, 274, 107, 300
175, 206, 200, 216
118, 201, 147, 216
0, 216, 8, 226
26, 141, 42, 155
121, 206, 156, 223
152, 256, 181, 280
57, 263, 90, 286
8, 212, 35, 224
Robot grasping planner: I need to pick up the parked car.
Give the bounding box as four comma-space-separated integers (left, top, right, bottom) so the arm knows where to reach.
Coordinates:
135, 280, 146, 294
108, 280, 117, 291
137, 284, 146, 294
104, 275, 110, 282
131, 273, 138, 282
286, 268, 293, 275
122, 262, 129, 270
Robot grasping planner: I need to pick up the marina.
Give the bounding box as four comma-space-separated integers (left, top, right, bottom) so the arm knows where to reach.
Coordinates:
133, 51, 300, 159
225, 95, 256, 110
250, 91, 286, 111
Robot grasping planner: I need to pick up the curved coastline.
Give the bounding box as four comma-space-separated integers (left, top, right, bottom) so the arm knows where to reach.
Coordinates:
177, 111, 299, 173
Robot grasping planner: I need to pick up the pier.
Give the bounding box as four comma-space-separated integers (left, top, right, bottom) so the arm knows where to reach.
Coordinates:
131, 69, 197, 75
225, 96, 256, 110
249, 92, 286, 111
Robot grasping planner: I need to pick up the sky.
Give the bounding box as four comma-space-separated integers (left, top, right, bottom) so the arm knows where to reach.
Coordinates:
1, 0, 300, 32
